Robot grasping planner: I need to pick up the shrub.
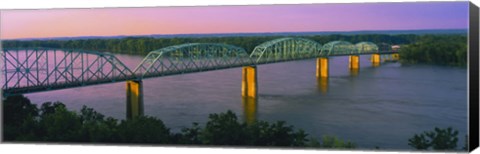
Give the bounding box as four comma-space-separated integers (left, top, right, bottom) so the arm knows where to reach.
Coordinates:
408, 127, 460, 151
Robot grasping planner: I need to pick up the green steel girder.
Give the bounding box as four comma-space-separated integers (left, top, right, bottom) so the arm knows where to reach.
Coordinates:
1, 48, 135, 95
133, 43, 252, 78
355, 42, 379, 54
250, 37, 322, 63
321, 41, 356, 56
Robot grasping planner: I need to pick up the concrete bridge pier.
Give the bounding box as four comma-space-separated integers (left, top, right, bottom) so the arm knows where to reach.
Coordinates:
242, 66, 258, 98
349, 55, 360, 70
241, 66, 258, 124
126, 79, 144, 119
316, 57, 329, 78
371, 54, 381, 67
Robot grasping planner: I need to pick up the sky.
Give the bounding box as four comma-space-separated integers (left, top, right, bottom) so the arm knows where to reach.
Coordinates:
0, 1, 469, 40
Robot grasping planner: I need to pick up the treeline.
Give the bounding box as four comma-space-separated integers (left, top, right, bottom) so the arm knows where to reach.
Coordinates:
399, 35, 467, 67
2, 34, 418, 55
3, 95, 355, 148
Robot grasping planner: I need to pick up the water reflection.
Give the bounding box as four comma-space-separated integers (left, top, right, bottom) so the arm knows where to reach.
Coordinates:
316, 77, 329, 94
242, 97, 257, 124
350, 68, 359, 77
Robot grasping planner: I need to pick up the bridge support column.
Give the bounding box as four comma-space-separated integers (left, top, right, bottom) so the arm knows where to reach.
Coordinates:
126, 80, 144, 119
242, 66, 257, 98
316, 58, 329, 78
371, 54, 381, 66
349, 55, 360, 70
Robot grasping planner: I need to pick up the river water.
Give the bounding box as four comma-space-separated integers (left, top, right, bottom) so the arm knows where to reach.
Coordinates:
24, 53, 467, 150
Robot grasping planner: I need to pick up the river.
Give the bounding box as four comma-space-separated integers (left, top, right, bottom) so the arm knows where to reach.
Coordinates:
24, 53, 468, 150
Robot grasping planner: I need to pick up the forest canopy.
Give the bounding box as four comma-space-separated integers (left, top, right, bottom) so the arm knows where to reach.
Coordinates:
398, 35, 467, 67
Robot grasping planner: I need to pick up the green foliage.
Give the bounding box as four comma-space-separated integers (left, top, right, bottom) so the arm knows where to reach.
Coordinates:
3, 95, 38, 126
408, 127, 460, 151
3, 95, 354, 149
40, 102, 67, 115
200, 111, 248, 145
408, 133, 430, 150
117, 116, 171, 144
37, 103, 83, 141
3, 95, 38, 140
399, 35, 467, 67
177, 111, 310, 147
77, 106, 119, 142
320, 135, 356, 149
177, 122, 202, 144
246, 121, 308, 146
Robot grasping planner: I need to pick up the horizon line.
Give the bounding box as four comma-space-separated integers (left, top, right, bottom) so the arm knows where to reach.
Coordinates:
2, 28, 467, 41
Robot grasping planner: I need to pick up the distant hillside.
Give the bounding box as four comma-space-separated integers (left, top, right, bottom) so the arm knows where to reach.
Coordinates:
8, 29, 467, 41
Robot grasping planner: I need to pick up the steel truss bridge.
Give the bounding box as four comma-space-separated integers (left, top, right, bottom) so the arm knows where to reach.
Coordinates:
1, 37, 398, 97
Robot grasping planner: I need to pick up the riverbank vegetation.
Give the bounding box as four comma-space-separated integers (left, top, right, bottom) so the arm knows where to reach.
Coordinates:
408, 127, 467, 151
3, 95, 355, 148
398, 35, 467, 67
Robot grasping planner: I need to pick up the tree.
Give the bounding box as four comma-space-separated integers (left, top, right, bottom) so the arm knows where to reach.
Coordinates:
77, 106, 119, 142
399, 35, 467, 67
3, 95, 38, 126
3, 95, 39, 140
319, 135, 356, 149
117, 116, 171, 144
37, 102, 83, 141
200, 110, 248, 145
408, 127, 460, 151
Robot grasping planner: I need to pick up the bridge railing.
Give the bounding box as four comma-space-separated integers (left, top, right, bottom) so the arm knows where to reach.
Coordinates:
250, 37, 323, 64
355, 42, 380, 54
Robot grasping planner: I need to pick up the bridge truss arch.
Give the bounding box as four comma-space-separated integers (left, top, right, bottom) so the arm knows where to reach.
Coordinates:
134, 43, 251, 78
321, 41, 356, 56
355, 42, 379, 54
250, 37, 322, 64
1, 48, 134, 95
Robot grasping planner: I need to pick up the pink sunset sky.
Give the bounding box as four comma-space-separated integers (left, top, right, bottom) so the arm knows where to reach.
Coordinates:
0, 2, 469, 40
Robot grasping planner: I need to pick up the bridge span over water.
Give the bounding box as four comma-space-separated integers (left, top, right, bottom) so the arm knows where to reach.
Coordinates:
1, 37, 399, 119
